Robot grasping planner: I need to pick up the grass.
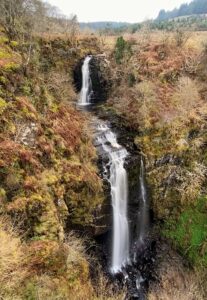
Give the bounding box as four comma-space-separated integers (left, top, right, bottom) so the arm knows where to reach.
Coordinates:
164, 197, 207, 267
148, 267, 204, 300
0, 217, 27, 299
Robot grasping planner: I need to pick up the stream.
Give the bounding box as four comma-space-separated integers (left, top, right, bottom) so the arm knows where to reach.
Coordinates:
77, 55, 153, 299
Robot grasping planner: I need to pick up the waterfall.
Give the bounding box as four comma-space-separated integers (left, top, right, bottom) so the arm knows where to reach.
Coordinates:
79, 56, 92, 105
138, 157, 149, 243
78, 57, 130, 272
77, 57, 152, 297
95, 123, 130, 274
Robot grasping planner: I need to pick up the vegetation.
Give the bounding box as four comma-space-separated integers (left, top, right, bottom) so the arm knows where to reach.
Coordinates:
1, 0, 207, 297
0, 217, 125, 299
164, 196, 207, 267
148, 267, 204, 300
107, 29, 207, 289
0, 4, 119, 298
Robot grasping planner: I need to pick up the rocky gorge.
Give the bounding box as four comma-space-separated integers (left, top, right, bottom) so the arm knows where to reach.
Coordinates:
0, 23, 206, 299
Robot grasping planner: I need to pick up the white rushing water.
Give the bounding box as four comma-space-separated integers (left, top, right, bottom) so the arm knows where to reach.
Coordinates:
95, 123, 130, 274
79, 56, 92, 105
79, 56, 130, 273
138, 157, 149, 243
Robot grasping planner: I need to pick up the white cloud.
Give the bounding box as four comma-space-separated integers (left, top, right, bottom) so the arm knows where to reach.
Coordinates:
46, 0, 192, 22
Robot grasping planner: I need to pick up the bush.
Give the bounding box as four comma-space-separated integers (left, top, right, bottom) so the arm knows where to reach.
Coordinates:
127, 73, 136, 87
173, 29, 191, 47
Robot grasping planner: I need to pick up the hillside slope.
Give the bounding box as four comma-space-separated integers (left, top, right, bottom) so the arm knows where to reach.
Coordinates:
106, 32, 207, 297
0, 28, 115, 299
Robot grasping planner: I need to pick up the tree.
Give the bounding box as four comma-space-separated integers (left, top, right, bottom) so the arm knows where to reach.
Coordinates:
0, 0, 25, 40
0, 0, 80, 51
114, 36, 132, 64
64, 14, 79, 46
0, 0, 46, 40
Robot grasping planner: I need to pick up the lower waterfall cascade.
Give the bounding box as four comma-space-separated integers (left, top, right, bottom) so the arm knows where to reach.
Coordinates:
94, 123, 130, 273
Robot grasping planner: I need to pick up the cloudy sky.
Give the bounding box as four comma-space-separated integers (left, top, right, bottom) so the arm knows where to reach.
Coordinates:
46, 0, 191, 22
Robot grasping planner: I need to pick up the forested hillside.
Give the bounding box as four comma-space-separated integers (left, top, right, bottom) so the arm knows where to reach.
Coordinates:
157, 0, 207, 20
80, 21, 131, 30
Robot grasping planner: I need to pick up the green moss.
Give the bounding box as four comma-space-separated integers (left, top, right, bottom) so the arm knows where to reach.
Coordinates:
28, 193, 62, 240
0, 50, 11, 59
164, 196, 207, 267
0, 76, 7, 84
10, 40, 19, 47
4, 62, 20, 71
22, 85, 32, 96
0, 188, 6, 198
23, 281, 37, 300
50, 102, 59, 113
0, 97, 7, 114
0, 188, 6, 212
0, 36, 9, 44
41, 169, 59, 186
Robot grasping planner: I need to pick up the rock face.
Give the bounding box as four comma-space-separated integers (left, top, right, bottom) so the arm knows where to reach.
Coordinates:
90, 55, 112, 102
73, 54, 112, 103
73, 57, 85, 92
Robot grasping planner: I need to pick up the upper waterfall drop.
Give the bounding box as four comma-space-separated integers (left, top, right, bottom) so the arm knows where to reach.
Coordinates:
79, 56, 93, 105
95, 123, 130, 274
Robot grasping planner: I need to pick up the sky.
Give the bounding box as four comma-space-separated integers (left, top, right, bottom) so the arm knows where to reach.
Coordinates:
46, 0, 192, 23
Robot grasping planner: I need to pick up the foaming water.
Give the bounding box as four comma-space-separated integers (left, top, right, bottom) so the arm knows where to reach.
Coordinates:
95, 123, 130, 273
79, 56, 92, 105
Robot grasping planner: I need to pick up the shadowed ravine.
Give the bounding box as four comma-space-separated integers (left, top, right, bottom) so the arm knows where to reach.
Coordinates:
77, 55, 152, 299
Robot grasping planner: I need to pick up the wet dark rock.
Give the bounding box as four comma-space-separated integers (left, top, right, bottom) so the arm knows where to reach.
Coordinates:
155, 154, 182, 167
73, 57, 85, 92
90, 56, 112, 102
103, 238, 157, 300
92, 200, 112, 236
